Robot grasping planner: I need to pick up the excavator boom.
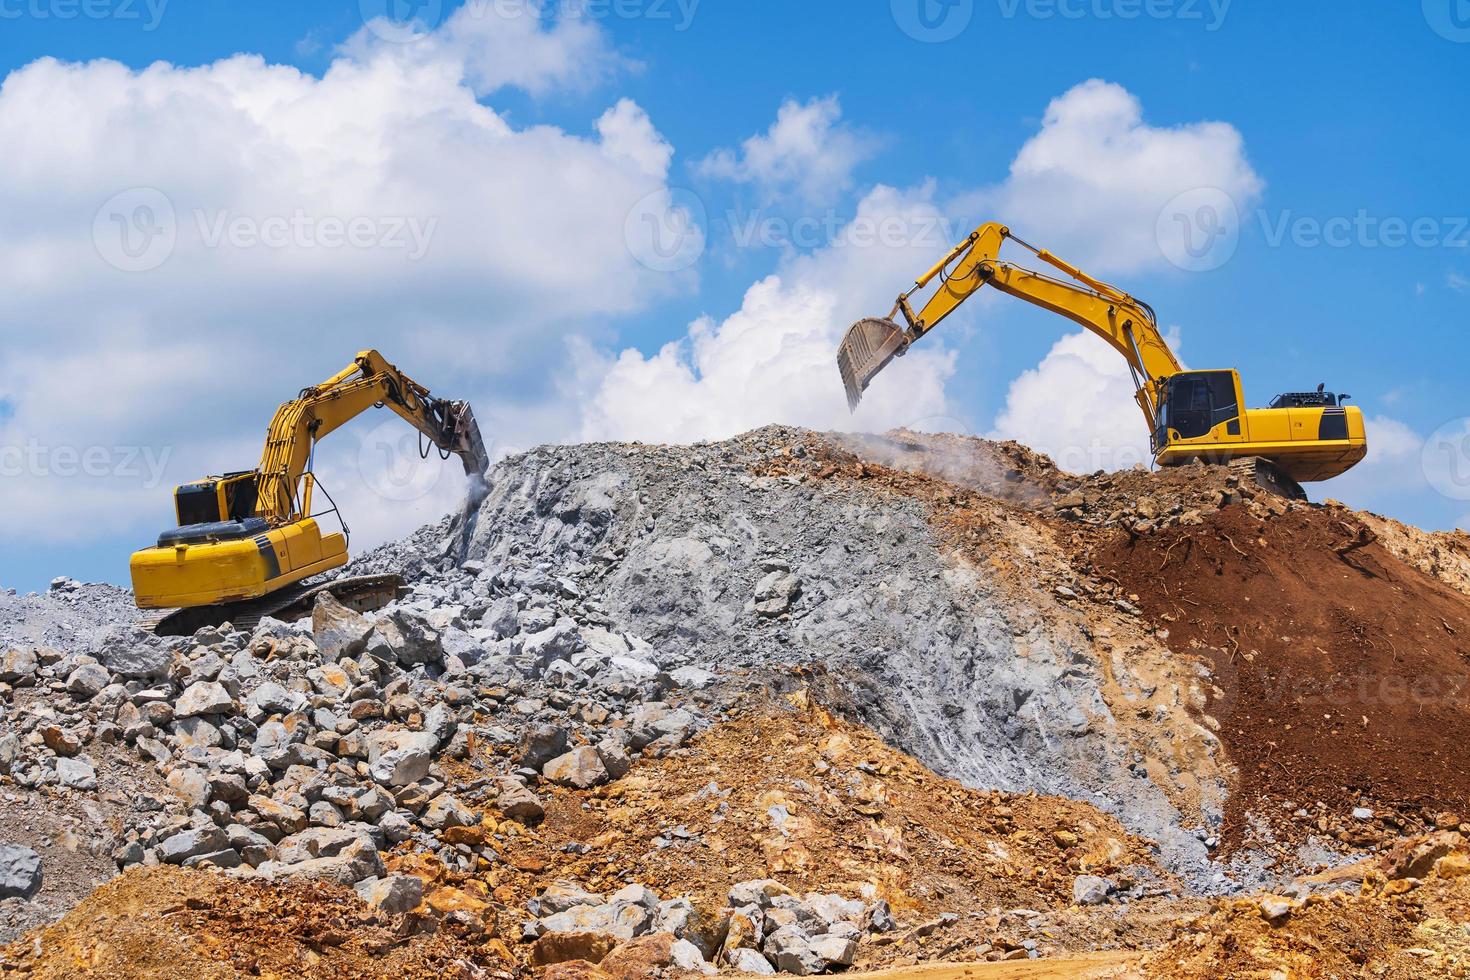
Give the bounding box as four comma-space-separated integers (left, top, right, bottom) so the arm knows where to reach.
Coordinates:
838, 222, 1366, 492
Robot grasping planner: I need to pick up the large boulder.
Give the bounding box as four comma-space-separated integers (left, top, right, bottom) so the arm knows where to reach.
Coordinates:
366, 730, 437, 787
311, 593, 374, 660
93, 626, 171, 680
0, 844, 43, 899
543, 746, 609, 789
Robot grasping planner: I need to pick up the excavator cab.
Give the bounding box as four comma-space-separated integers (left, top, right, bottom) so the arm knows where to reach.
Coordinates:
1159, 371, 1243, 443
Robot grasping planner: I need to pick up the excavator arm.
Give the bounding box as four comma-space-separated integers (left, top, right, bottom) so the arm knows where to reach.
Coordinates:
839, 223, 1181, 430
255, 350, 491, 524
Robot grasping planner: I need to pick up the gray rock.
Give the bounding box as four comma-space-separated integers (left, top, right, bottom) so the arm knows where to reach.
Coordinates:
542, 746, 608, 789
356, 874, 424, 914
668, 666, 717, 690
246, 681, 301, 717
534, 881, 606, 916
727, 948, 776, 975
95, 628, 171, 680
0, 844, 43, 899
0, 649, 38, 684
65, 662, 111, 699
266, 837, 383, 885
765, 925, 825, 975
728, 879, 793, 909
421, 793, 475, 831
536, 901, 648, 941
518, 723, 569, 770
160, 826, 229, 864
55, 756, 97, 791
493, 778, 545, 822
175, 681, 233, 718
670, 938, 714, 974
365, 730, 437, 787
1072, 874, 1113, 906
311, 593, 374, 659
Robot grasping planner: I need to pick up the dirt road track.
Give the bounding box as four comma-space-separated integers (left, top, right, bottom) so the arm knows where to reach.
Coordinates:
843, 953, 1144, 980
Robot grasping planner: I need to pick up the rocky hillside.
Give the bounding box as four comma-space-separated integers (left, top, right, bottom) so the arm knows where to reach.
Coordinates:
2, 426, 1469, 978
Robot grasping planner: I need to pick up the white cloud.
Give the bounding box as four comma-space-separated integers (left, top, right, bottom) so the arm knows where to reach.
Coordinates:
1448, 271, 1470, 293
579, 185, 957, 443
957, 79, 1264, 274
990, 329, 1179, 473
344, 3, 626, 97
0, 7, 684, 549
696, 96, 879, 205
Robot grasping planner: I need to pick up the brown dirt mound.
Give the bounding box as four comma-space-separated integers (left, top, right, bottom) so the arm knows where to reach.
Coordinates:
1089, 506, 1470, 852
458, 696, 1168, 932
0, 865, 508, 979
1142, 855, 1470, 978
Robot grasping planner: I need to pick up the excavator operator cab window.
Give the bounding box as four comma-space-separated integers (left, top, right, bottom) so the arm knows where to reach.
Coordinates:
220, 472, 260, 522
1165, 371, 1240, 441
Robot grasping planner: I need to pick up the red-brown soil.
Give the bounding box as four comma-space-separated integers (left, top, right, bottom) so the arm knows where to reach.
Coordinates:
1091, 506, 1470, 850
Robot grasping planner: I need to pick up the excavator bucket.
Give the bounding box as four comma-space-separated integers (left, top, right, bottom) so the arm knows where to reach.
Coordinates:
837, 317, 910, 410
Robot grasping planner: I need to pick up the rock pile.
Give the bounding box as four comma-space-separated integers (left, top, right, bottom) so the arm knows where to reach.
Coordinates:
0, 556, 716, 917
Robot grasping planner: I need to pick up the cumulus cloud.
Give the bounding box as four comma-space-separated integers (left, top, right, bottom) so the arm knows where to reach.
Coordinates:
957, 79, 1264, 274
0, 5, 684, 550
696, 96, 879, 205
990, 329, 1180, 473
579, 185, 958, 443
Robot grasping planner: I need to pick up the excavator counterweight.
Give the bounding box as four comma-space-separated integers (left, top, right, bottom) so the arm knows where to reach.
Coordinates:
838, 222, 1367, 494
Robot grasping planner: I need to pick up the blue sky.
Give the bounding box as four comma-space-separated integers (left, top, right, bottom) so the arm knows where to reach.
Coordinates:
1, 0, 1467, 594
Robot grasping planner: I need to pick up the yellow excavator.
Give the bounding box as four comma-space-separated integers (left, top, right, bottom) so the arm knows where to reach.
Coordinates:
838, 222, 1366, 498
130, 350, 490, 633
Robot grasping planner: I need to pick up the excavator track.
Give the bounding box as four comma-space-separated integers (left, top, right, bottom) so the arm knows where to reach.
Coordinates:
1230, 457, 1307, 502
139, 574, 405, 638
